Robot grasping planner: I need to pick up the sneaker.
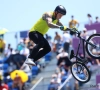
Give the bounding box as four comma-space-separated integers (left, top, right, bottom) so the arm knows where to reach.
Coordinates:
25, 58, 36, 66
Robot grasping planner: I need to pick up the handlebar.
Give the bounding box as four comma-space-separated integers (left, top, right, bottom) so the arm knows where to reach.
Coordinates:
65, 28, 79, 33
65, 27, 81, 37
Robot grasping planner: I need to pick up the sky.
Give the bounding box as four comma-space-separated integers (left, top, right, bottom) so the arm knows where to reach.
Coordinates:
0, 0, 100, 49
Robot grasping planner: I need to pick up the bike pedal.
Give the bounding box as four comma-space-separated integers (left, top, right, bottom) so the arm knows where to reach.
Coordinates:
70, 50, 75, 59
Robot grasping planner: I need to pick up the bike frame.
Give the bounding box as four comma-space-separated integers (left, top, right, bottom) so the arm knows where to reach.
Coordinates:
75, 33, 87, 63
71, 30, 96, 64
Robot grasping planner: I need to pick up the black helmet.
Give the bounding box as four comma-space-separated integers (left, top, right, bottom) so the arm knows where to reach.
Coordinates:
55, 5, 66, 15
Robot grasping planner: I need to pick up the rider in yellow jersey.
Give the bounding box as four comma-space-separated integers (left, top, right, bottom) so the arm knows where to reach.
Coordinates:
25, 5, 68, 67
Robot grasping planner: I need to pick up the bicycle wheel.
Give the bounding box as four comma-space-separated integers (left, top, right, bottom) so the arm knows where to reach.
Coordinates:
86, 33, 100, 59
70, 61, 91, 83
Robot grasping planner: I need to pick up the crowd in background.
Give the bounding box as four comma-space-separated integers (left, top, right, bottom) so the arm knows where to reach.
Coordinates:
0, 14, 100, 90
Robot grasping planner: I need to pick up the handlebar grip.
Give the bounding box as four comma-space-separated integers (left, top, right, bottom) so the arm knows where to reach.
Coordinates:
66, 28, 78, 33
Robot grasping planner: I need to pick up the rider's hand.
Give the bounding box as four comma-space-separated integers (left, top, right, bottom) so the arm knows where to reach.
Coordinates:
60, 26, 67, 31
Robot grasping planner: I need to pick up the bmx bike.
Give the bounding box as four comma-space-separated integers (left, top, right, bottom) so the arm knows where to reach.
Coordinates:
67, 28, 100, 83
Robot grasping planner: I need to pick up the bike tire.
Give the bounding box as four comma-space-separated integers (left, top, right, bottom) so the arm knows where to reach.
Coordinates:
70, 61, 91, 83
86, 33, 100, 59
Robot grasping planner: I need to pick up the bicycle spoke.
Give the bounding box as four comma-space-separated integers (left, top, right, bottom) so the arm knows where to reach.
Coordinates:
71, 62, 90, 82
87, 35, 100, 58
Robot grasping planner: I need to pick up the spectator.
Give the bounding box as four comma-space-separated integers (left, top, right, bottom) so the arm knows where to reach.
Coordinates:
22, 38, 27, 46
95, 16, 100, 23
17, 40, 25, 52
12, 73, 24, 90
20, 63, 32, 82
48, 79, 59, 90
8, 62, 17, 73
54, 32, 61, 43
20, 45, 30, 58
48, 79, 56, 90
0, 75, 9, 90
69, 15, 79, 28
95, 59, 100, 66
14, 52, 26, 69
69, 15, 79, 36
4, 44, 12, 58
56, 49, 72, 70
87, 14, 93, 25
54, 32, 62, 54
80, 28, 88, 39
56, 49, 68, 67
62, 31, 72, 53
52, 73, 61, 84
5, 51, 26, 69
0, 38, 6, 54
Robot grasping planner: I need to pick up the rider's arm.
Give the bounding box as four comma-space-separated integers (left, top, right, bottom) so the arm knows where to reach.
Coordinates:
42, 12, 61, 28
57, 20, 71, 31
56, 20, 63, 26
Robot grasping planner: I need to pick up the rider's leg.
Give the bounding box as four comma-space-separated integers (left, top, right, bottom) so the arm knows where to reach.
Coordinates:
28, 31, 45, 58
33, 38, 51, 62
25, 31, 46, 65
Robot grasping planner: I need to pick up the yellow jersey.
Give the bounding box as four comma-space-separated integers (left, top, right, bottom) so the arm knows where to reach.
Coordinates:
30, 12, 58, 35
